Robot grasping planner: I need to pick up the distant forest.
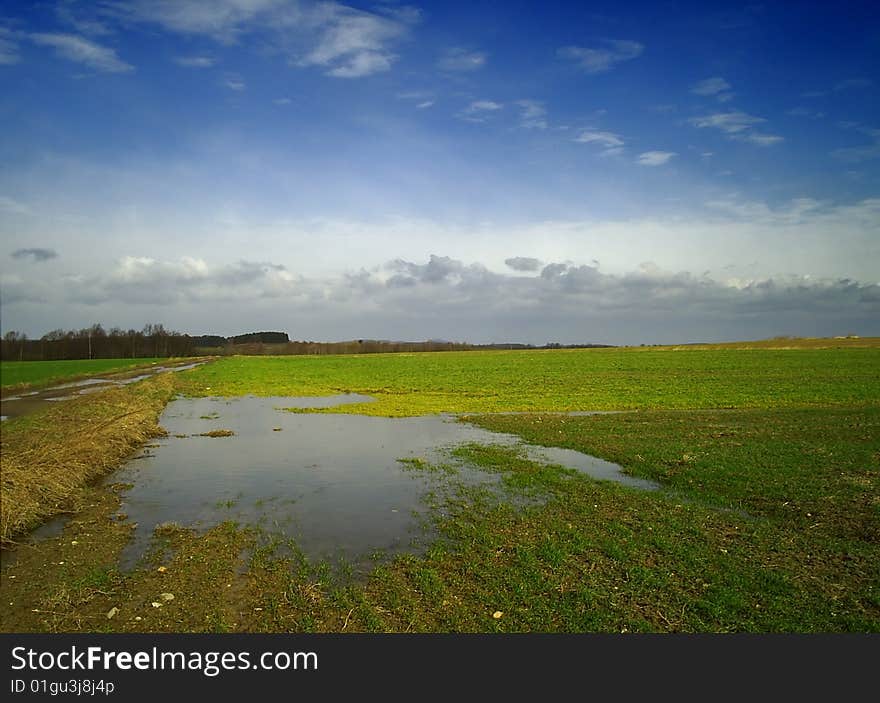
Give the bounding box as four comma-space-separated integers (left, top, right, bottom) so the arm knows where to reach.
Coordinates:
0, 324, 612, 361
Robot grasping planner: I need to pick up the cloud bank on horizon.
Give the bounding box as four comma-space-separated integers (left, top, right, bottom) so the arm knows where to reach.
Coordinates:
1, 1, 878, 343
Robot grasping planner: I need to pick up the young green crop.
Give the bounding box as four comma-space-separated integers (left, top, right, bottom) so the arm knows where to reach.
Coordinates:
175, 348, 880, 415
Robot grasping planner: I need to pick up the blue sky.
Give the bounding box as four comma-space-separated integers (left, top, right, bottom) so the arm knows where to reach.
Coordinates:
1, 1, 878, 343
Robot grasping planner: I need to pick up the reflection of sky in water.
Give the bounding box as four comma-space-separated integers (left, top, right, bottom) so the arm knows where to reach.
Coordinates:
111, 396, 657, 570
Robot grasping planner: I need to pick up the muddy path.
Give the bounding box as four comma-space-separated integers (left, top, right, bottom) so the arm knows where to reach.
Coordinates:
0, 358, 213, 421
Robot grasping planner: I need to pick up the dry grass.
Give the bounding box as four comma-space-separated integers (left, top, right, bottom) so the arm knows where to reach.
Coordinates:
0, 374, 177, 545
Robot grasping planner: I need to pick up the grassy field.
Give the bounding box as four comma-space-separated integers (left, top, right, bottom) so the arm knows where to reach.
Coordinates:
175, 347, 880, 415
1, 345, 878, 632
0, 358, 165, 391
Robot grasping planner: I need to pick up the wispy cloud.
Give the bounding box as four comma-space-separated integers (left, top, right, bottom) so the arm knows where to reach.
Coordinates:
516, 100, 547, 129
739, 132, 784, 146
457, 100, 503, 123
802, 77, 874, 98
396, 91, 435, 108
832, 125, 880, 162
108, 1, 415, 79
224, 74, 245, 90
833, 77, 873, 92
324, 50, 392, 78
558, 39, 643, 74
689, 111, 783, 146
298, 4, 410, 78
397, 90, 432, 100
30, 32, 133, 73
690, 111, 761, 133
574, 129, 624, 156
690, 76, 733, 102
55, 2, 114, 37
437, 47, 487, 72
0, 28, 21, 65
574, 130, 623, 147
691, 76, 729, 95
636, 151, 676, 166
12, 248, 58, 262
105, 0, 278, 42
174, 55, 215, 68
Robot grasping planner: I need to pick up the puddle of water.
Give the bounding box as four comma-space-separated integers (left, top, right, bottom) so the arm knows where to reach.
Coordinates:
51, 378, 117, 390
110, 395, 657, 571
0, 360, 207, 421
520, 445, 658, 490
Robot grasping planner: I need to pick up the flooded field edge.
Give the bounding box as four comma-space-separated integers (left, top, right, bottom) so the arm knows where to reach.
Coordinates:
1, 390, 656, 580
103, 394, 655, 572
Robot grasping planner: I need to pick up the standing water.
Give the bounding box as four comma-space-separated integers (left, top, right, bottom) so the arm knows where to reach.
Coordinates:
111, 395, 658, 569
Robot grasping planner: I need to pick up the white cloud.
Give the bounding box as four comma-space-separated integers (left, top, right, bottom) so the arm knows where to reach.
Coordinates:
7, 253, 876, 344
689, 111, 762, 133
516, 100, 547, 129
457, 100, 503, 123
109, 1, 414, 79
55, 3, 114, 37
175, 55, 215, 68
689, 111, 783, 146
273, 97, 292, 105
738, 132, 784, 146
59, 256, 298, 306
224, 74, 245, 90
636, 151, 676, 166
325, 50, 393, 78
105, 0, 282, 42
558, 39, 643, 74
416, 100, 434, 109
437, 47, 486, 72
691, 76, 731, 99
295, 3, 412, 78
574, 129, 624, 155
30, 32, 133, 73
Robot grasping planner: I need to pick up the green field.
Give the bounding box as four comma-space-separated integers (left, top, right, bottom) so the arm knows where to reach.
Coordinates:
1, 358, 166, 391
176, 347, 880, 414
1, 345, 879, 632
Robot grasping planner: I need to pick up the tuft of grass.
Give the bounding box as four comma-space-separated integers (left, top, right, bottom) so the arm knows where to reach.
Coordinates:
200, 429, 235, 438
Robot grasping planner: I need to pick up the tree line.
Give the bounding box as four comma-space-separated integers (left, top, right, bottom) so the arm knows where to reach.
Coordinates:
1, 324, 196, 361
1, 324, 614, 361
